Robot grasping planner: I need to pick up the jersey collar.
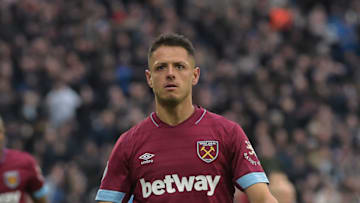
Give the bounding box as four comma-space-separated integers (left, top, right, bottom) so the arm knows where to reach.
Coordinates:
150, 106, 207, 128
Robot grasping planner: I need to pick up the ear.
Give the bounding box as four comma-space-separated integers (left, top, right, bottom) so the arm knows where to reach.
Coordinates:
145, 69, 153, 88
192, 67, 200, 85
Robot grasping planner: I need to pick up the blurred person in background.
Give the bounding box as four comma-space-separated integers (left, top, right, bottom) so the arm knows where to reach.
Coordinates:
45, 75, 82, 128
95, 33, 278, 203
268, 172, 296, 203
0, 115, 48, 203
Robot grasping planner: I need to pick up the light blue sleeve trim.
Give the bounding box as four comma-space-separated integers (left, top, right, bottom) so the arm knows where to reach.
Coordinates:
33, 185, 48, 199
95, 189, 126, 203
236, 172, 269, 189
128, 195, 134, 203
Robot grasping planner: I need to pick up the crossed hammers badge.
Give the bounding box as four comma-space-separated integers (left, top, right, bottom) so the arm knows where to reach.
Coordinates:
197, 141, 219, 163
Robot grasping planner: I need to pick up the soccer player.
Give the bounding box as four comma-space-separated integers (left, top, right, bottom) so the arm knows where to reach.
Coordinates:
0, 116, 48, 203
96, 33, 278, 203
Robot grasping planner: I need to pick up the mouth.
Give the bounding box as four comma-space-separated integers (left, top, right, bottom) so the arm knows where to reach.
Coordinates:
164, 84, 178, 90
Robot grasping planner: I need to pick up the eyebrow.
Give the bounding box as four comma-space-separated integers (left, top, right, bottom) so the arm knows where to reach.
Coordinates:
153, 61, 191, 67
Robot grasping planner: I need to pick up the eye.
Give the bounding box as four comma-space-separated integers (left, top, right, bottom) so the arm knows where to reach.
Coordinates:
175, 64, 185, 70
155, 65, 165, 71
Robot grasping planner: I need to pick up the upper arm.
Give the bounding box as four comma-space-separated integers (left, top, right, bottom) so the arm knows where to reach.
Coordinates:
26, 155, 48, 202
95, 134, 133, 202
245, 183, 278, 203
230, 124, 269, 190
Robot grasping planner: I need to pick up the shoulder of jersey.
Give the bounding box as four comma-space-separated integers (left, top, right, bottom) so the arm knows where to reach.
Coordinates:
203, 110, 238, 128
119, 116, 154, 140
6, 149, 35, 165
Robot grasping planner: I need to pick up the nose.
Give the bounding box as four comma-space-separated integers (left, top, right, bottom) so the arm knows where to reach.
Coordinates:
166, 66, 175, 80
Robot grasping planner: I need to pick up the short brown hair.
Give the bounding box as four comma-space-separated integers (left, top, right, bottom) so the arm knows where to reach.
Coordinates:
148, 33, 195, 63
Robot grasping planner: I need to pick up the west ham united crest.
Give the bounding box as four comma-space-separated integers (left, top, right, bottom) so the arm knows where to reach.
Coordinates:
197, 141, 219, 163
4, 171, 20, 189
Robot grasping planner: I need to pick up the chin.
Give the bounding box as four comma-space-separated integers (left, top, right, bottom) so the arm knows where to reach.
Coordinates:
157, 96, 181, 107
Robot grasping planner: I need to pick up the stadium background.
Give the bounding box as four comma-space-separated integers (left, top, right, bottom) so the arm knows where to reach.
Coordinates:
0, 0, 359, 202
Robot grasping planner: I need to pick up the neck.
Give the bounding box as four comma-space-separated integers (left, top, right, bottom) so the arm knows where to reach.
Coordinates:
155, 98, 195, 126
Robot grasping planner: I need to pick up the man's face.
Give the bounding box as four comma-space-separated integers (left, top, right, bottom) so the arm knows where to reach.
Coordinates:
146, 46, 200, 106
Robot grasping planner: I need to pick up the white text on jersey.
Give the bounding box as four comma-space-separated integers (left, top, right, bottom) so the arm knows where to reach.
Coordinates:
0, 191, 21, 203
140, 174, 221, 198
139, 153, 155, 165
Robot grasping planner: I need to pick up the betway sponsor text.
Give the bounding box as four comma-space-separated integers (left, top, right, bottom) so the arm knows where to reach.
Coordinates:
140, 174, 221, 198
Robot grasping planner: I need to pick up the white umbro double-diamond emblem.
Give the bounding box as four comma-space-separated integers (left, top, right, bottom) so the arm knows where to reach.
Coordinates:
139, 153, 155, 165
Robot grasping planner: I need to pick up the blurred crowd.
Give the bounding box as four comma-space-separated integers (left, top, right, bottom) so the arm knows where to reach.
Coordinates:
0, 0, 360, 202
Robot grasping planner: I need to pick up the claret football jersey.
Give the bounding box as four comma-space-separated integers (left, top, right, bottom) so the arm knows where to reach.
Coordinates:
0, 149, 47, 203
96, 106, 269, 203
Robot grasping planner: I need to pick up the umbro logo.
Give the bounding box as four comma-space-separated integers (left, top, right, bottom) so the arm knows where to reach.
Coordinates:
139, 153, 155, 165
